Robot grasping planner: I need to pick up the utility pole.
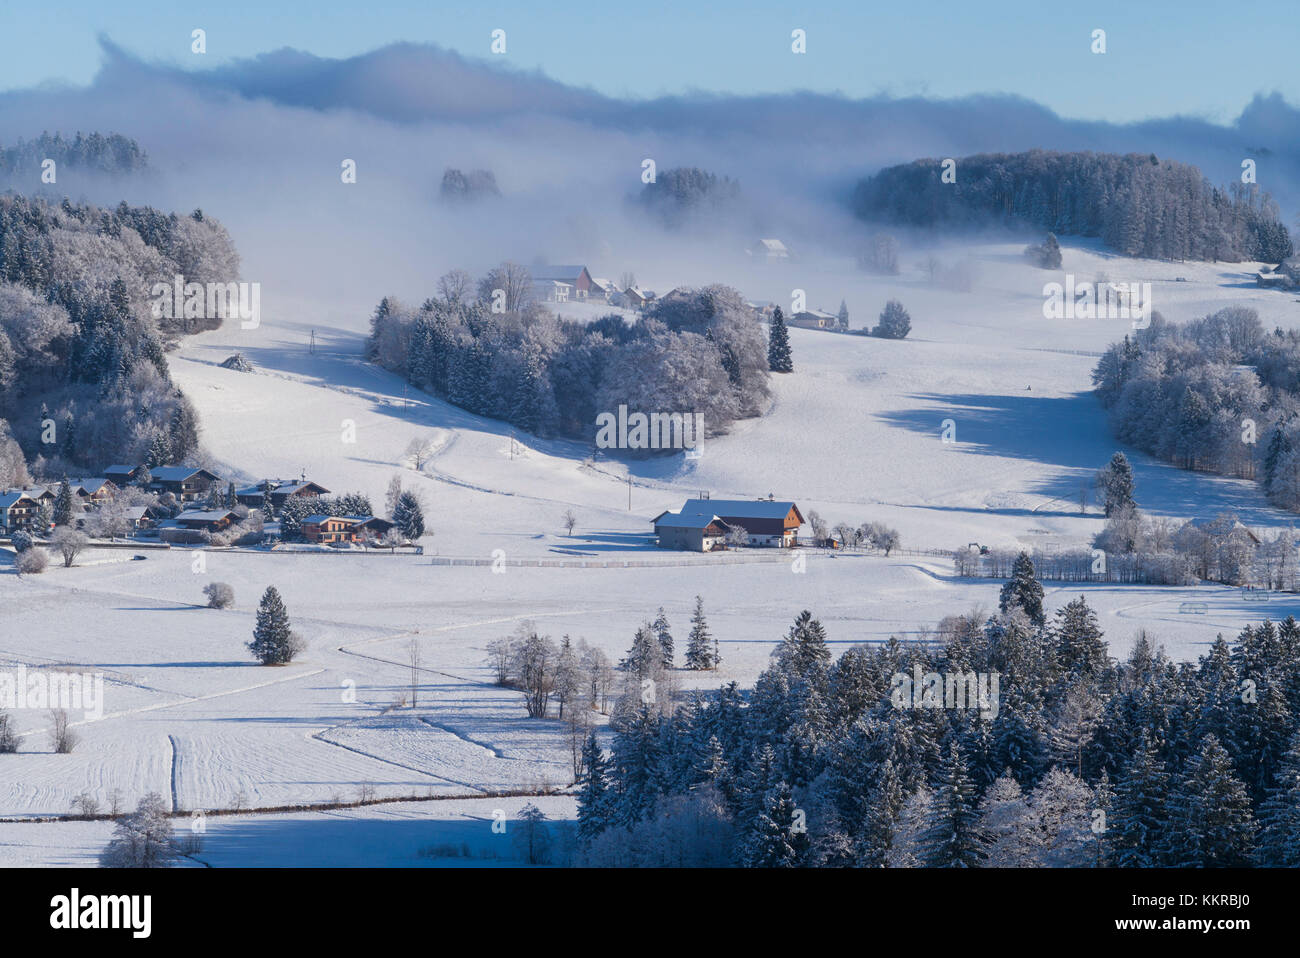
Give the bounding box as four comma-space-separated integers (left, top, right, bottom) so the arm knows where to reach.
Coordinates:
309, 329, 316, 354
628, 475, 632, 511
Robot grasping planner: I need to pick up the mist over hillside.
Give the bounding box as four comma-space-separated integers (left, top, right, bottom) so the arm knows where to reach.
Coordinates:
0, 39, 1295, 326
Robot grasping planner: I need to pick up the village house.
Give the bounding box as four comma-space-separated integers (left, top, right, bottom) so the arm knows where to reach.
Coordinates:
302, 514, 397, 545
148, 466, 222, 503
172, 509, 238, 533
531, 265, 593, 300
0, 490, 42, 533
788, 309, 840, 330
235, 479, 330, 509
302, 514, 363, 544
103, 464, 146, 486
747, 238, 791, 263
588, 277, 619, 302
651, 511, 732, 552
61, 477, 119, 505
531, 279, 572, 303
621, 286, 656, 310
120, 505, 160, 533
653, 496, 804, 551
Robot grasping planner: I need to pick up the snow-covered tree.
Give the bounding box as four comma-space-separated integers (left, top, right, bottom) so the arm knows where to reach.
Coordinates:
248, 586, 303, 665
685, 595, 716, 670
1164, 733, 1255, 867
99, 793, 179, 867
392, 490, 425, 539
737, 782, 810, 867
652, 608, 674, 669
998, 552, 1046, 626
1096, 452, 1136, 517
872, 300, 911, 339
1256, 731, 1300, 867
918, 740, 985, 868
767, 307, 793, 373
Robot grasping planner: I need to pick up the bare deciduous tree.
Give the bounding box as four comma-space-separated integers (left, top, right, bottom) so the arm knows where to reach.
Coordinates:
51, 527, 87, 567
437, 268, 473, 305
405, 436, 437, 470
50, 709, 77, 753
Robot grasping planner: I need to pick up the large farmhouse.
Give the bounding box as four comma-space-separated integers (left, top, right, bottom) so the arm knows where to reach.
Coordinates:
652, 497, 804, 551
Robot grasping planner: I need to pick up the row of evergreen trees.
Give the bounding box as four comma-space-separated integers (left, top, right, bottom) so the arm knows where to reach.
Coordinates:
0, 132, 147, 178
576, 556, 1300, 866
853, 150, 1292, 263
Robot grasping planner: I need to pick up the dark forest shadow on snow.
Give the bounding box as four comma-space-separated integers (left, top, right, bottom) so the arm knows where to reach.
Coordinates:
879, 390, 1298, 528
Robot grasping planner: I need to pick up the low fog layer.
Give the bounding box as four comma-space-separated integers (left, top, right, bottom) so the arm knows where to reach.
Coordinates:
0, 38, 1296, 327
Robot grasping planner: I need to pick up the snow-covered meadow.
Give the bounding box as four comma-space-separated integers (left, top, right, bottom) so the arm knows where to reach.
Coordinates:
5, 237, 1299, 864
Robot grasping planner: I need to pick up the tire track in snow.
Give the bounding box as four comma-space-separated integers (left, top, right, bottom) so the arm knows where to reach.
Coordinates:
308, 729, 488, 793
417, 717, 508, 760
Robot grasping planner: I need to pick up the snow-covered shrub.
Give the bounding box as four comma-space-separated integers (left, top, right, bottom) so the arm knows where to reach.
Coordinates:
219, 352, 253, 371
204, 581, 235, 608
98, 793, 180, 868
15, 547, 48, 574
872, 300, 911, 339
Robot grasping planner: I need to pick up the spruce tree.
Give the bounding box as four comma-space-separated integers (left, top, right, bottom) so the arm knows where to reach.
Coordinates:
1096, 452, 1136, 517
918, 740, 985, 867
52, 478, 74, 527
1165, 733, 1255, 867
392, 490, 425, 539
576, 731, 610, 844
609, 705, 662, 826
767, 307, 793, 373
775, 610, 832, 679
999, 552, 1046, 626
60, 411, 77, 464
146, 431, 171, 469
1051, 596, 1109, 677
685, 595, 715, 670
738, 782, 809, 867
619, 624, 659, 678
248, 586, 298, 665
1256, 731, 1300, 867
652, 608, 674, 669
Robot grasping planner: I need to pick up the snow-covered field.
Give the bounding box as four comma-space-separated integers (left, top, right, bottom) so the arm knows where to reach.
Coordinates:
6, 238, 1299, 865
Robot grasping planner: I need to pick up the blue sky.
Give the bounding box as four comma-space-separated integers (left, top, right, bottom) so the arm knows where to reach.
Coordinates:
2, 0, 1293, 123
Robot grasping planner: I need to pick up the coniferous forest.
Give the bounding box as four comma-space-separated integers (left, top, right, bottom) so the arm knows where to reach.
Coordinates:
575, 561, 1300, 868
0, 183, 240, 477
853, 150, 1293, 263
